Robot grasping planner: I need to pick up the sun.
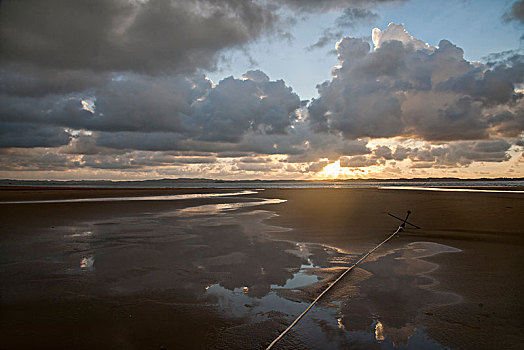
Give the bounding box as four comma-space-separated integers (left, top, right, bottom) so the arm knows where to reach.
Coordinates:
317, 160, 360, 179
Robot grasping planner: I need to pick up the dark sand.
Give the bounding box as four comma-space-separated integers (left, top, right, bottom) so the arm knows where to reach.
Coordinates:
261, 188, 524, 349
0, 187, 523, 349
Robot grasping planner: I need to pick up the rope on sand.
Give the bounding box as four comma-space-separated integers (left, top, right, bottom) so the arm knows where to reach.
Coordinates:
265, 225, 404, 349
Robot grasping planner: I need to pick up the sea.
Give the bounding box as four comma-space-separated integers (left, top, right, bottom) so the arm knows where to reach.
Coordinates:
1, 178, 523, 189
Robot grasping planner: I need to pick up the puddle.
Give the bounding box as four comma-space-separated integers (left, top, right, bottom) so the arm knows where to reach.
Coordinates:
65, 231, 93, 238
271, 257, 320, 289
0, 190, 258, 204
80, 256, 94, 270
171, 198, 286, 217
380, 186, 524, 194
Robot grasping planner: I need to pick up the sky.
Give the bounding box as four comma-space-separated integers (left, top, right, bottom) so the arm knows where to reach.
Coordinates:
0, 0, 523, 180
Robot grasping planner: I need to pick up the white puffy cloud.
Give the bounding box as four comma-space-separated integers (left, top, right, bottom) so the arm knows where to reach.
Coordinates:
309, 23, 524, 142
372, 23, 430, 50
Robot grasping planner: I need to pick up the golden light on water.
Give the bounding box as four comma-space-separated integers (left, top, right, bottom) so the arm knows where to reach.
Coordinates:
337, 317, 346, 330
375, 321, 385, 342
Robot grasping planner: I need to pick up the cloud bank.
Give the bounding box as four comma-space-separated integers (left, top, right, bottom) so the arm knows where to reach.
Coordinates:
0, 0, 522, 179
309, 23, 523, 141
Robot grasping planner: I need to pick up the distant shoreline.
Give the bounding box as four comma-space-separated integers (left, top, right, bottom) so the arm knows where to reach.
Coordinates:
1, 177, 523, 185
1, 177, 523, 191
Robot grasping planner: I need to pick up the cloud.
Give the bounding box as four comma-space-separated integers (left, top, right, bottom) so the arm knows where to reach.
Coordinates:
340, 155, 378, 167
407, 140, 512, 167
336, 138, 513, 169
0, 123, 71, 148
275, 0, 404, 12
0, 148, 75, 171
0, 0, 402, 76
306, 29, 345, 52
373, 145, 393, 160
308, 23, 524, 141
0, 13, 521, 177
503, 1, 524, 24
188, 73, 301, 142
0, 70, 301, 147
305, 160, 330, 172
234, 162, 283, 172
365, 139, 513, 168
336, 8, 379, 27
306, 7, 379, 51
0, 0, 281, 75
0, 65, 109, 97
371, 23, 429, 50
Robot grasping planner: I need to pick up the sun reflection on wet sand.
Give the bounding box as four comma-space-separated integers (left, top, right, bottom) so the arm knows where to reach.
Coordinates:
80, 256, 94, 270
337, 317, 346, 330
172, 198, 286, 216
65, 231, 93, 238
0, 190, 258, 204
375, 320, 385, 342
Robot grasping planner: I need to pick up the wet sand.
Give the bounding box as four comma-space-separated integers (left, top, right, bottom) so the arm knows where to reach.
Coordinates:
261, 188, 524, 349
0, 187, 523, 349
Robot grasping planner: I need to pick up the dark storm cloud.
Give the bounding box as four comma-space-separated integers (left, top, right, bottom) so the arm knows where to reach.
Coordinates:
503, 1, 524, 24
436, 52, 524, 106
0, 123, 71, 148
485, 98, 524, 138
0, 65, 109, 97
188, 73, 301, 142
0, 0, 280, 75
274, 0, 404, 12
0, 0, 405, 79
308, 23, 524, 141
0, 71, 301, 148
0, 75, 198, 133
90, 110, 371, 164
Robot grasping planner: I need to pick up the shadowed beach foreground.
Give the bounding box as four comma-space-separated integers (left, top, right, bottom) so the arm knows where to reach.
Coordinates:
0, 187, 523, 349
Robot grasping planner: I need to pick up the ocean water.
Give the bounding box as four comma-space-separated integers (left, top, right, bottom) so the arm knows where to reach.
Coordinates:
1, 179, 523, 189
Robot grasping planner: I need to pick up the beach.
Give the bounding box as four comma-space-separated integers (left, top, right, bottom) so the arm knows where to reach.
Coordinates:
0, 186, 523, 349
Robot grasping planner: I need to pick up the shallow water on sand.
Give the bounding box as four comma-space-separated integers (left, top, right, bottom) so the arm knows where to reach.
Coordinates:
1, 193, 463, 349
0, 189, 258, 204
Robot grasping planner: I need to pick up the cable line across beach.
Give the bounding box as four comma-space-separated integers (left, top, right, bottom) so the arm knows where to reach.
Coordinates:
266, 211, 420, 350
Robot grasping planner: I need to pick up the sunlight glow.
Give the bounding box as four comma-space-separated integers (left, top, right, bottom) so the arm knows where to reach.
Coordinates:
317, 160, 360, 179
81, 100, 94, 113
